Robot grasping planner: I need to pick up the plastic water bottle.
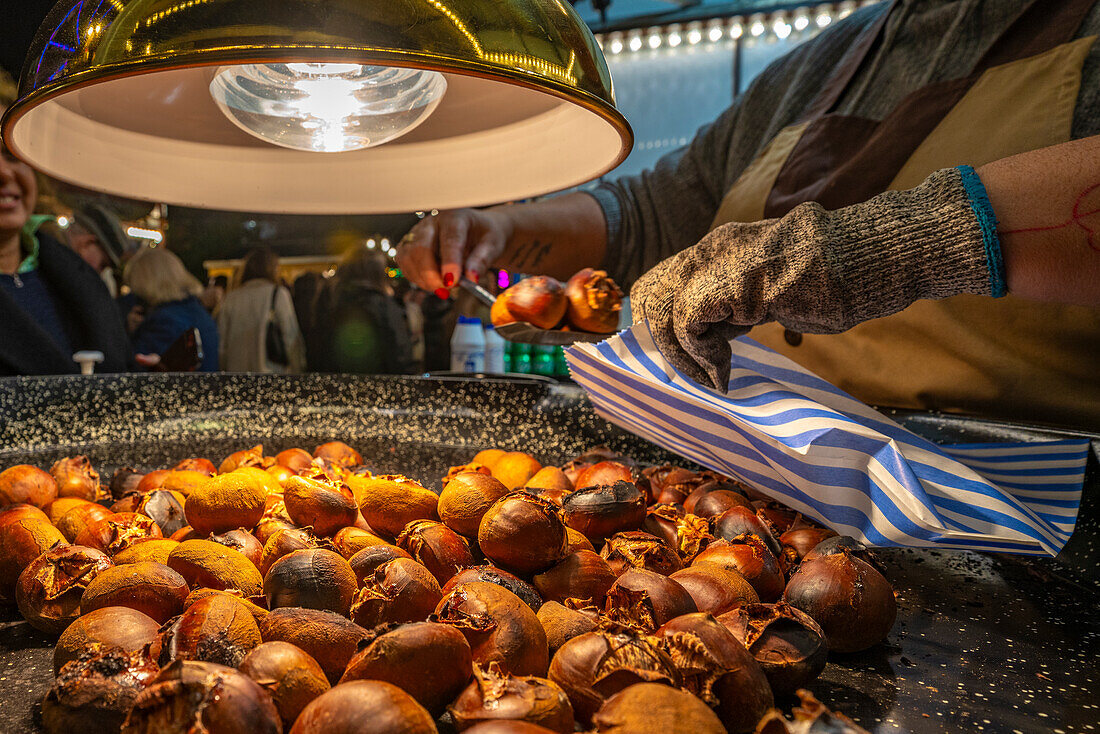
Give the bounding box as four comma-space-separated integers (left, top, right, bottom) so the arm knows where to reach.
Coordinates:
450, 316, 485, 373
483, 324, 505, 374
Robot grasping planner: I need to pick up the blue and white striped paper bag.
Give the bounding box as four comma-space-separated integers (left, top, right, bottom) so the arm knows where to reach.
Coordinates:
565, 324, 1090, 556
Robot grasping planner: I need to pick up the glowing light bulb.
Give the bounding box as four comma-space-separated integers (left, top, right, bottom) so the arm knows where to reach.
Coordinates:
687, 28, 702, 45
816, 13, 832, 27
648, 33, 661, 49
708, 26, 724, 42
794, 14, 810, 30
609, 38, 623, 54
668, 32, 682, 47
210, 62, 447, 152
730, 22, 744, 39
57, 216, 70, 228
628, 35, 642, 52
750, 21, 765, 36
774, 19, 792, 38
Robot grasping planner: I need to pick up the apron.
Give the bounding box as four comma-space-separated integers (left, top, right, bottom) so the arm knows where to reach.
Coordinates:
709, 0, 1100, 429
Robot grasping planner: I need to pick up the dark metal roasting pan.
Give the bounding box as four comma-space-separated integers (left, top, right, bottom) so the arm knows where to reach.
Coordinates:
0, 374, 1096, 733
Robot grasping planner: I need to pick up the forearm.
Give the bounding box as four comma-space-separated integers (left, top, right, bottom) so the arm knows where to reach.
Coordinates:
980, 135, 1100, 306
489, 192, 608, 280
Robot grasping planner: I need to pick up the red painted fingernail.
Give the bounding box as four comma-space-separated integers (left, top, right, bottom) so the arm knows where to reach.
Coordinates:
468, 270, 480, 282
435, 288, 450, 299
443, 272, 455, 287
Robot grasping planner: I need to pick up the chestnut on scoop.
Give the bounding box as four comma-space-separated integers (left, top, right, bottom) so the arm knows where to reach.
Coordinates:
564, 268, 622, 334
495, 276, 567, 330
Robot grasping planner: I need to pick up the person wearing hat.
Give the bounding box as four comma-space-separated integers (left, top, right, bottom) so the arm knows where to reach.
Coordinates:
68, 203, 134, 298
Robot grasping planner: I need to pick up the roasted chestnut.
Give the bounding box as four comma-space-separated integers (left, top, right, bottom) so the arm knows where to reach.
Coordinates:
283, 475, 358, 536
161, 470, 215, 498
42, 646, 160, 734
531, 550, 616, 606
591, 682, 726, 734
239, 640, 331, 728
604, 568, 697, 633
450, 662, 574, 733
55, 502, 114, 543
571, 461, 633, 491
564, 268, 622, 334
693, 534, 785, 602
333, 525, 389, 559
711, 506, 783, 557
643, 505, 712, 561
600, 531, 683, 576
208, 527, 265, 568
349, 474, 439, 538
561, 481, 645, 545
348, 543, 414, 585
137, 490, 188, 538
753, 689, 870, 733
397, 519, 474, 585
802, 535, 884, 572
259, 526, 326, 576
490, 452, 544, 491
464, 723, 561, 734
313, 440, 364, 469
493, 276, 567, 330
668, 564, 758, 614
522, 466, 574, 493
0, 464, 58, 507
112, 538, 179, 566
44, 497, 93, 525
173, 457, 217, 476
134, 469, 172, 494
547, 630, 678, 725
184, 588, 269, 626
276, 447, 315, 473
782, 553, 897, 653
351, 557, 443, 628
472, 448, 507, 469
184, 472, 268, 536
479, 492, 567, 576
0, 502, 49, 528
290, 680, 437, 734
716, 601, 828, 694
691, 489, 753, 519
341, 621, 473, 715
166, 538, 264, 596
441, 566, 544, 613
780, 523, 839, 561
259, 607, 370, 683
264, 548, 358, 614
121, 659, 281, 734
564, 527, 595, 554
536, 601, 598, 657
80, 561, 189, 624
0, 517, 67, 592
439, 472, 511, 538
16, 544, 112, 633
54, 606, 161, 674
49, 457, 101, 501
218, 444, 268, 474
108, 467, 144, 500
434, 581, 549, 677
156, 593, 262, 667
755, 501, 799, 535
656, 612, 773, 733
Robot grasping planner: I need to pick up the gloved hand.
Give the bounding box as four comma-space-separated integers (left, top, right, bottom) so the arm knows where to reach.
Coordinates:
630, 166, 1005, 390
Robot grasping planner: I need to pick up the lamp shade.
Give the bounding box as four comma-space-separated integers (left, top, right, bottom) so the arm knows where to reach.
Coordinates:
1, 0, 632, 213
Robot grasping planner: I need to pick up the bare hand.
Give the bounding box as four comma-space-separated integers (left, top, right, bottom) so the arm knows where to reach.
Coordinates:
396, 208, 512, 294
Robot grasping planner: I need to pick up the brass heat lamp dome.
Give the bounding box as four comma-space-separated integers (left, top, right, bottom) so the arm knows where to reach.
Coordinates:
1, 0, 632, 213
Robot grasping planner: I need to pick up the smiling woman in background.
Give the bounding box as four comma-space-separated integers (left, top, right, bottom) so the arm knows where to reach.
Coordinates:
0, 71, 130, 375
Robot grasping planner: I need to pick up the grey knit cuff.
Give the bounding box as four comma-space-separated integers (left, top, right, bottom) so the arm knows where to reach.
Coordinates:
585, 185, 626, 278
833, 166, 1005, 325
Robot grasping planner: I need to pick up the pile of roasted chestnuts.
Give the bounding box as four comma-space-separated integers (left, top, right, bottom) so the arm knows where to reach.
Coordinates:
0, 442, 897, 733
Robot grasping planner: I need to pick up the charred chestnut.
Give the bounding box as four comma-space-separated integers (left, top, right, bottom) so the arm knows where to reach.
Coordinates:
478, 493, 567, 576
716, 601, 827, 694
561, 481, 645, 546
42, 646, 159, 734
259, 526, 326, 576
54, 606, 161, 674
450, 663, 574, 733
783, 553, 897, 653
16, 544, 112, 633
264, 548, 358, 615
434, 581, 549, 677
259, 607, 370, 684
290, 680, 437, 734
351, 557, 443, 628
397, 519, 475, 585
711, 506, 783, 557
531, 550, 616, 606
341, 621, 473, 715
603, 568, 697, 633
441, 566, 544, 613
121, 659, 280, 734
49, 457, 101, 501
284, 475, 358, 537
239, 641, 331, 728
600, 531, 683, 576
592, 682, 726, 734
80, 561, 189, 624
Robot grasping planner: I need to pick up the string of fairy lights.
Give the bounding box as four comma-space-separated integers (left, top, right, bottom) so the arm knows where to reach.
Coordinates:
593, 0, 879, 55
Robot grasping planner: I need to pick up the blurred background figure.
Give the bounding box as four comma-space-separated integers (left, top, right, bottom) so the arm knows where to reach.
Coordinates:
393, 280, 425, 371
292, 270, 328, 372
124, 245, 218, 372
319, 247, 416, 374
201, 274, 227, 313
67, 203, 134, 298
217, 246, 305, 373
1, 73, 130, 375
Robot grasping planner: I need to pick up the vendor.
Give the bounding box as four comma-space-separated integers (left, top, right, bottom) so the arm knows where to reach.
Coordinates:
0, 76, 130, 375
398, 0, 1100, 429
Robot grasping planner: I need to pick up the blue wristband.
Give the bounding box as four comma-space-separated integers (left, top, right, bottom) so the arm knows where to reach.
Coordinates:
956, 165, 1006, 298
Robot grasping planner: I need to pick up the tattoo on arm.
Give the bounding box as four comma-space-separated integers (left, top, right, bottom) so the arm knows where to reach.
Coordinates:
1001, 181, 1100, 252
512, 239, 553, 268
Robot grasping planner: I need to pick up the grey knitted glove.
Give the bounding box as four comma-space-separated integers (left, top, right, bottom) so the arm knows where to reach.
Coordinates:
630, 166, 1005, 390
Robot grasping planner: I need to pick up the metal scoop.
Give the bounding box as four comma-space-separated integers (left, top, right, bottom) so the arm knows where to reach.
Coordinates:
460, 278, 608, 345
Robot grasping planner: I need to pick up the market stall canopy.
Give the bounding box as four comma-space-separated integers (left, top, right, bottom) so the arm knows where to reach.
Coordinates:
1, 0, 632, 213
